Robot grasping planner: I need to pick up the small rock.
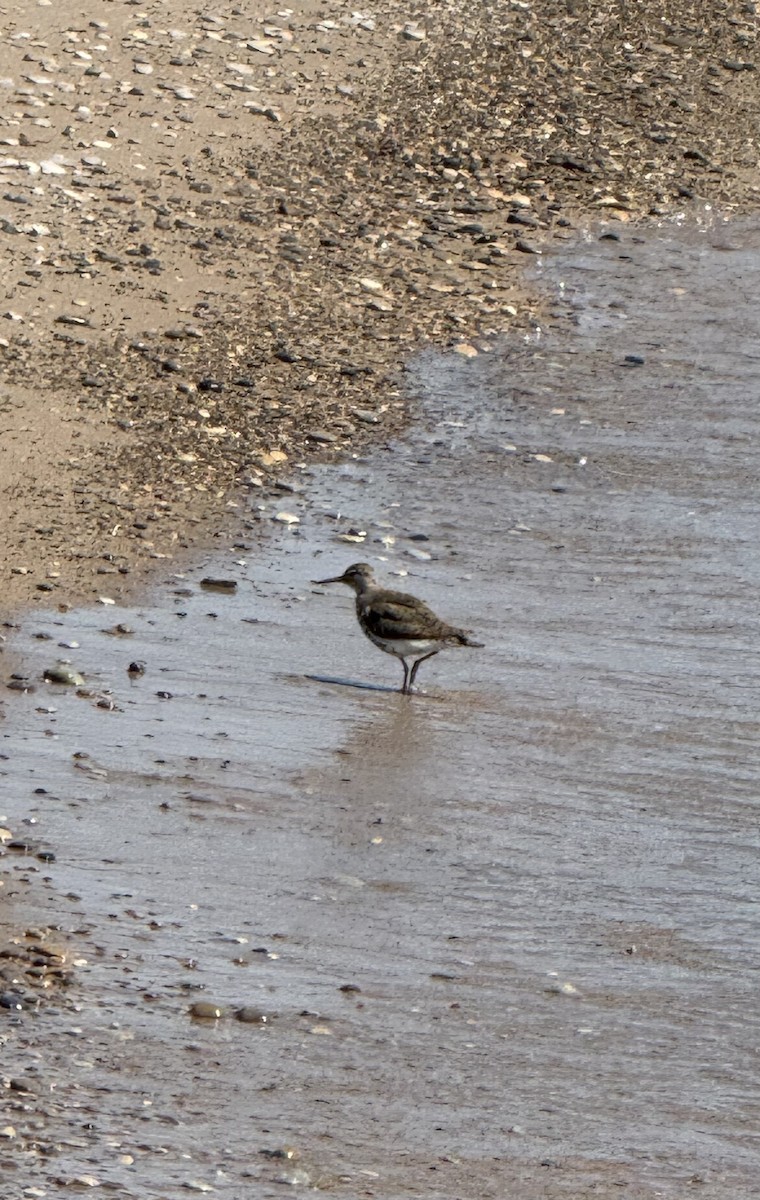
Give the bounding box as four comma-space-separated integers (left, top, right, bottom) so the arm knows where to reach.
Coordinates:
305, 430, 336, 444
546, 981, 581, 997
55, 314, 91, 327
43, 665, 85, 686
0, 993, 26, 1010
39, 158, 68, 176
235, 1006, 272, 1023
247, 39, 275, 55
200, 578, 238, 593
515, 238, 542, 254
189, 1001, 225, 1019
256, 450, 288, 468
275, 1168, 311, 1186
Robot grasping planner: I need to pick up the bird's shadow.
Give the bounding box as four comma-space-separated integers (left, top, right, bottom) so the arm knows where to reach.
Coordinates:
304, 673, 402, 694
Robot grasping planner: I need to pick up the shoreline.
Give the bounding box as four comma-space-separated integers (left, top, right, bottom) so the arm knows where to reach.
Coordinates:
0, 1, 759, 615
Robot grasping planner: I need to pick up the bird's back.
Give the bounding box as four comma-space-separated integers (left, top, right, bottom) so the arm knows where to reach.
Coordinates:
358, 583, 473, 644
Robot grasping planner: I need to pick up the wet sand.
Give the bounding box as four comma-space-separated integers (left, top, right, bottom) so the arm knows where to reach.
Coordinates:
2, 219, 760, 1196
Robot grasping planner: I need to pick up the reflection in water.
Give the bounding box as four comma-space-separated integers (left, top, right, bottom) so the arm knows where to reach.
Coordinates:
343, 691, 441, 785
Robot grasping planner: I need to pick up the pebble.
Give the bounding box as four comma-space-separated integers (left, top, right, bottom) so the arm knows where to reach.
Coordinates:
256, 450, 288, 468
39, 158, 68, 176
235, 1006, 272, 1023
43, 665, 85, 686
275, 1168, 311, 1186
505, 192, 533, 208
305, 430, 337, 444
546, 981, 581, 997
189, 1001, 225, 1019
55, 314, 92, 327
244, 103, 282, 122
200, 577, 238, 592
0, 992, 26, 1010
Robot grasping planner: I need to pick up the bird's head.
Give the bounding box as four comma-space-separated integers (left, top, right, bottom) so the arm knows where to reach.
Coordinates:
313, 562, 375, 593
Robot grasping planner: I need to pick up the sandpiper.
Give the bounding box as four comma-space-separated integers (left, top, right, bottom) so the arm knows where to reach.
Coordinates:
313, 562, 483, 694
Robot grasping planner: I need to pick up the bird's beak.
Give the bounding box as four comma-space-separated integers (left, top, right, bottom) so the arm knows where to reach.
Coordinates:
313, 574, 346, 585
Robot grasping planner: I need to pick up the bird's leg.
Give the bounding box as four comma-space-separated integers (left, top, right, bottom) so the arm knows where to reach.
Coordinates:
401, 658, 411, 694
408, 651, 439, 691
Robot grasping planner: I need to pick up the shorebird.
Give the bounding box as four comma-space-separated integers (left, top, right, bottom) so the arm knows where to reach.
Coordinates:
313, 562, 483, 694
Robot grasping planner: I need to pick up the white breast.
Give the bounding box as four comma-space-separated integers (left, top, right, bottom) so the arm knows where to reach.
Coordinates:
366, 633, 439, 659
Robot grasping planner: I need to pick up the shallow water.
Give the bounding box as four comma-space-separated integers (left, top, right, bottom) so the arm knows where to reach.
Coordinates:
3, 218, 760, 1198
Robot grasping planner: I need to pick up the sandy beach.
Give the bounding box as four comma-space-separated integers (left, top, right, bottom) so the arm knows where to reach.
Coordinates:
0, 1, 759, 612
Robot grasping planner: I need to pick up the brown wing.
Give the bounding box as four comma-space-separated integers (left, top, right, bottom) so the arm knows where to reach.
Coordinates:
360, 593, 453, 641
